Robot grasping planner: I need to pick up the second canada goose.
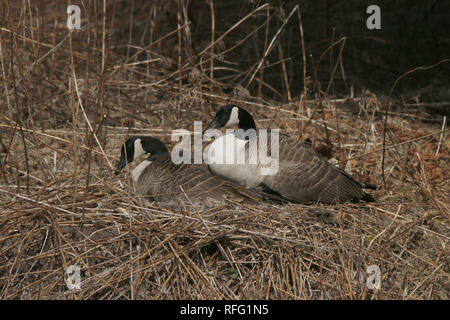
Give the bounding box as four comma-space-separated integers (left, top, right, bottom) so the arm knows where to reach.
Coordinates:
115, 136, 262, 208
203, 104, 376, 204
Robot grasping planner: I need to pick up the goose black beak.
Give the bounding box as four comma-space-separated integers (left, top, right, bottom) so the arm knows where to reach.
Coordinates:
115, 156, 126, 175
203, 118, 220, 135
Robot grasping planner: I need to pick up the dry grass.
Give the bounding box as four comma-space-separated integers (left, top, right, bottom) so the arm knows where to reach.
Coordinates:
0, 1, 448, 300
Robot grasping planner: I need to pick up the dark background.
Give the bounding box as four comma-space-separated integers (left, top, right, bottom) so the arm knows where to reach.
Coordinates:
110, 0, 449, 112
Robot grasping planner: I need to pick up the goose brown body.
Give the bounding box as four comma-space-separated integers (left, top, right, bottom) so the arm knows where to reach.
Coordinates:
261, 134, 373, 203
204, 105, 376, 204
135, 154, 261, 205
116, 136, 262, 207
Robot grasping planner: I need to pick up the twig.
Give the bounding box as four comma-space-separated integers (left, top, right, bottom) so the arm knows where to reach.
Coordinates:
296, 4, 307, 125
246, 4, 298, 88
209, 0, 215, 95
435, 116, 446, 155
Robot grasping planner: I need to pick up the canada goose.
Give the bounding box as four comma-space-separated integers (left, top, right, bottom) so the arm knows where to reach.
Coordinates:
203, 104, 376, 204
115, 136, 262, 208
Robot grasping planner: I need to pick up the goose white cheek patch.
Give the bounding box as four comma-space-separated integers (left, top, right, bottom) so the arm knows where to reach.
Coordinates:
225, 107, 239, 127
133, 138, 146, 160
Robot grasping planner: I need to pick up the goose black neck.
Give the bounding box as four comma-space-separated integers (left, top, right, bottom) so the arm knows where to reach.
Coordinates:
139, 136, 169, 157
237, 107, 256, 131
